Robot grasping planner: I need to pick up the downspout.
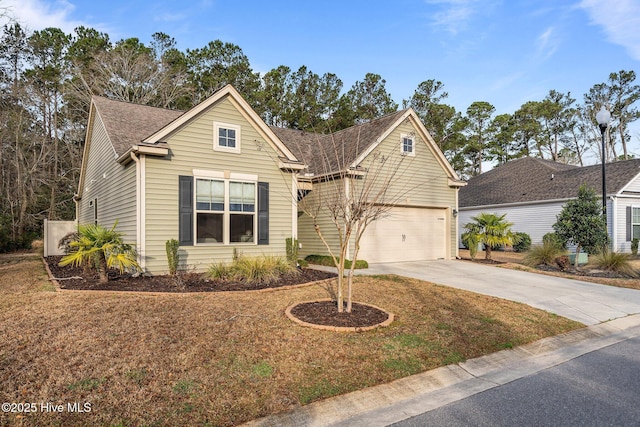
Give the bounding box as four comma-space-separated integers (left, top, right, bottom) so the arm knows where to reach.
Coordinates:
130, 152, 144, 270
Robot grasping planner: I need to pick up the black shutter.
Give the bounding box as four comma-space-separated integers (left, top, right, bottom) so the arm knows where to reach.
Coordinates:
179, 176, 194, 246
627, 206, 633, 242
258, 182, 269, 245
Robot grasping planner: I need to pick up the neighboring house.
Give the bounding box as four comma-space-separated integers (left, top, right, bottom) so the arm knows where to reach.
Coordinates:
458, 157, 640, 253
76, 85, 463, 274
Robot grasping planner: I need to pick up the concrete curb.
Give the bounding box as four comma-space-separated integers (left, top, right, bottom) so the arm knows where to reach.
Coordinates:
242, 314, 640, 427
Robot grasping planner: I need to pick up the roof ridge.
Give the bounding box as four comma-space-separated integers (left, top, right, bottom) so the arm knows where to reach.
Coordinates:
92, 95, 186, 114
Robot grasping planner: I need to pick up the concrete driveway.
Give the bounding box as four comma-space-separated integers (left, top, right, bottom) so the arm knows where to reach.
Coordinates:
357, 260, 640, 325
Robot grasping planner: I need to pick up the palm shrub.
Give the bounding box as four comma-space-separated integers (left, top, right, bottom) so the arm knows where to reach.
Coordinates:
592, 250, 637, 277
286, 237, 299, 266
462, 213, 518, 260
523, 241, 567, 267
59, 222, 141, 283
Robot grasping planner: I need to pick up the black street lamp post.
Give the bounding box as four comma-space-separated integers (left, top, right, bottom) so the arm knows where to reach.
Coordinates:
596, 106, 611, 225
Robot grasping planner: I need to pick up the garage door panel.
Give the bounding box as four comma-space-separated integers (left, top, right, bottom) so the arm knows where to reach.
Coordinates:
359, 207, 447, 263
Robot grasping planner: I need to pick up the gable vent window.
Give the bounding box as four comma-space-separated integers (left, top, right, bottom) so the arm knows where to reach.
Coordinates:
401, 134, 415, 157
214, 122, 241, 154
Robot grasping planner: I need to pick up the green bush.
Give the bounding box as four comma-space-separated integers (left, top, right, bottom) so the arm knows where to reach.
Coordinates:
542, 232, 566, 250
297, 258, 309, 268
285, 237, 298, 266
512, 232, 531, 253
592, 250, 637, 277
632, 238, 639, 256
166, 239, 179, 275
207, 254, 298, 284
523, 241, 567, 267
304, 254, 368, 269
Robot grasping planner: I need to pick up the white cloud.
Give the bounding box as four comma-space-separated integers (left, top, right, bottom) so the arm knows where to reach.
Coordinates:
1, 0, 86, 33
536, 26, 558, 61
579, 0, 640, 61
425, 0, 499, 35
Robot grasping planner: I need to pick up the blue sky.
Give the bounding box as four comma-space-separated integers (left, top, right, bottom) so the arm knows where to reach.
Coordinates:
3, 0, 640, 161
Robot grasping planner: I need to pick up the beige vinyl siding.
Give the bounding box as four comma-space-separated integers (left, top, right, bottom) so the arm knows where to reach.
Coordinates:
297, 181, 344, 258
297, 119, 458, 262
144, 97, 294, 274
349, 120, 457, 260
78, 111, 137, 241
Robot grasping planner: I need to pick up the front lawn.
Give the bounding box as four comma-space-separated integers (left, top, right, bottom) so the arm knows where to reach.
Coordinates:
0, 252, 581, 426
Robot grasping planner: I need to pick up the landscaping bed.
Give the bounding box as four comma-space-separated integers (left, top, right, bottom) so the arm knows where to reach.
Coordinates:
45, 256, 336, 292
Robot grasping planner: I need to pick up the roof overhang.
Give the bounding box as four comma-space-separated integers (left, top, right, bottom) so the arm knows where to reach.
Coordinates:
116, 144, 170, 164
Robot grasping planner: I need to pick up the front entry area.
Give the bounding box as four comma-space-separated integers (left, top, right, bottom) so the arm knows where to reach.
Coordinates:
358, 207, 447, 263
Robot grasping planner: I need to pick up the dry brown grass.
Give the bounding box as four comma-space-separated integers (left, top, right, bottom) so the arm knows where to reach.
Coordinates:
460, 249, 640, 290
1, 253, 581, 426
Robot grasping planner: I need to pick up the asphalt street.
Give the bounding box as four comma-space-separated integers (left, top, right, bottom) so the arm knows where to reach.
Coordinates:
392, 337, 640, 427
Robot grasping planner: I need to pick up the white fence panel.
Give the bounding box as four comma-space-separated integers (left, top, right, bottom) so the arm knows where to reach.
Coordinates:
44, 220, 76, 257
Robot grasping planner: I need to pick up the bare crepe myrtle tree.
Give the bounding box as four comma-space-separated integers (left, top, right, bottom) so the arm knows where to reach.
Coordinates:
263, 116, 425, 313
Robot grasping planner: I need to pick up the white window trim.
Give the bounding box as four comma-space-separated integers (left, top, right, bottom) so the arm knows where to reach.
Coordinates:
213, 121, 241, 154
400, 133, 415, 157
194, 173, 257, 246
632, 205, 640, 240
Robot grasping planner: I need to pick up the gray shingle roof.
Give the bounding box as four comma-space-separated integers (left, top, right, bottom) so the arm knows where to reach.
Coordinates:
92, 94, 409, 174
91, 96, 184, 156
459, 156, 640, 207
271, 110, 409, 175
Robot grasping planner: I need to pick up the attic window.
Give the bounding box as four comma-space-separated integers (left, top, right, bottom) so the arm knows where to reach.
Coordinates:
213, 122, 241, 154
400, 134, 415, 157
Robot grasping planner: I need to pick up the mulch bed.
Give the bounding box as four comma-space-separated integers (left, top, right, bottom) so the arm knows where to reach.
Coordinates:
44, 256, 336, 292
289, 300, 390, 328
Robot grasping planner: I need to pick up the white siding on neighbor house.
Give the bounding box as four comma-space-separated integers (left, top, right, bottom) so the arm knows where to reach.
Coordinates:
78, 112, 137, 242
143, 97, 295, 274
613, 196, 640, 252
459, 201, 566, 247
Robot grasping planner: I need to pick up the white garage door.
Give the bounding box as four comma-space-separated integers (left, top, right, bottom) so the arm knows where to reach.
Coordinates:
358, 207, 447, 263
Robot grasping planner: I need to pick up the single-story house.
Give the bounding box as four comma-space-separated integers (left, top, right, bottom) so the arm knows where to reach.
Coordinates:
75, 85, 464, 274
458, 156, 640, 253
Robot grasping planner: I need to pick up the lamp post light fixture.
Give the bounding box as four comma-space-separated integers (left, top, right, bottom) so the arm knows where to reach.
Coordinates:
596, 106, 611, 224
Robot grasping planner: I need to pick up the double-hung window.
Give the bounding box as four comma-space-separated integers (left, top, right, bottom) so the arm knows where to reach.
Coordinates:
195, 177, 256, 244
632, 207, 640, 240
401, 134, 415, 156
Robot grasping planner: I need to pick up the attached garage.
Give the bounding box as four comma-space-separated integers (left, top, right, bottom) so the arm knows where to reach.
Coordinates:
358, 207, 448, 263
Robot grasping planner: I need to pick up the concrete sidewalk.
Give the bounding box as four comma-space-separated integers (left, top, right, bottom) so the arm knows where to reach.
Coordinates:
242, 260, 640, 427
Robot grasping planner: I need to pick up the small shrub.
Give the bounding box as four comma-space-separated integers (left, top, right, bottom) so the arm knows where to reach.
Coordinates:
286, 237, 299, 266
512, 232, 531, 253
543, 232, 566, 250
165, 239, 179, 275
304, 254, 368, 269
207, 254, 298, 285
592, 250, 637, 277
632, 238, 639, 256
58, 232, 80, 254
524, 241, 566, 267
297, 258, 309, 268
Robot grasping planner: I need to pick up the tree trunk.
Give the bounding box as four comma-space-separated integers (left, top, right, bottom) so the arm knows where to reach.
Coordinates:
485, 245, 492, 260
98, 254, 109, 284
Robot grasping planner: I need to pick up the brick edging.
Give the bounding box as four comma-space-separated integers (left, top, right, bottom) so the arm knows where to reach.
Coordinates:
285, 298, 394, 332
